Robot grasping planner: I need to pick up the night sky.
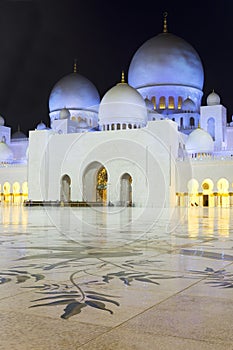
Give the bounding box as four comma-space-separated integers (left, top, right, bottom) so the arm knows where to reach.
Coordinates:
0, 0, 232, 135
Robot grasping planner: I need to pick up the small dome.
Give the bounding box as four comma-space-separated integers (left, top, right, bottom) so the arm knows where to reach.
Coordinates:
60, 107, 70, 119
36, 121, 46, 130
99, 79, 147, 127
182, 97, 196, 112
0, 116, 5, 126
207, 90, 220, 105
0, 141, 13, 163
12, 129, 27, 140
49, 72, 100, 112
185, 127, 214, 153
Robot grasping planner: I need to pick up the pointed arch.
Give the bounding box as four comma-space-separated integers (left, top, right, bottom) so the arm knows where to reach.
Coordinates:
60, 174, 71, 202
120, 173, 132, 206
82, 162, 108, 204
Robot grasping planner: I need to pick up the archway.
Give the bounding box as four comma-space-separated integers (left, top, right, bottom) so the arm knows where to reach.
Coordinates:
201, 179, 214, 207
3, 182, 11, 202
120, 173, 132, 206
187, 178, 199, 206
217, 178, 229, 207
96, 167, 108, 203
13, 182, 20, 204
82, 162, 108, 203
22, 182, 28, 202
60, 174, 71, 202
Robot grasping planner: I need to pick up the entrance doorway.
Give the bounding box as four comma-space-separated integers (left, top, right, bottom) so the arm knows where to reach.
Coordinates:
120, 173, 132, 206
60, 175, 71, 202
203, 194, 209, 207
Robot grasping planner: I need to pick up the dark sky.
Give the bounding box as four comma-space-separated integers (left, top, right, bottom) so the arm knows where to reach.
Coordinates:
0, 0, 232, 135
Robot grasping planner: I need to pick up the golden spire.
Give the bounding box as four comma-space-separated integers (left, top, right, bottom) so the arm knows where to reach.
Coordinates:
163, 12, 168, 33
73, 58, 77, 73
121, 70, 125, 83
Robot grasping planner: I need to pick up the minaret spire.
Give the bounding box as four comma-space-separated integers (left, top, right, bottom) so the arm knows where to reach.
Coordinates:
163, 12, 168, 33
121, 70, 125, 83
73, 58, 77, 73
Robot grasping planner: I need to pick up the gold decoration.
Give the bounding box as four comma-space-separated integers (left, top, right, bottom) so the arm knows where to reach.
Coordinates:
121, 70, 125, 83
97, 167, 108, 202
163, 12, 168, 33
73, 59, 77, 73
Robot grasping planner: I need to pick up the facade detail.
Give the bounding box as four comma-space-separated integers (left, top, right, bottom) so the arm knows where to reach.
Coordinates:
1, 16, 233, 208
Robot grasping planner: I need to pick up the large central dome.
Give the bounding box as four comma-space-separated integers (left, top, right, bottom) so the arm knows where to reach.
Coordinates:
128, 32, 204, 90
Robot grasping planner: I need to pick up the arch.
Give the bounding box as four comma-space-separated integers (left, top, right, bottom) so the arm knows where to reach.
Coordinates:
82, 162, 108, 203
207, 117, 215, 140
217, 178, 229, 207
151, 96, 156, 109
159, 96, 166, 109
190, 116, 195, 128
3, 182, 11, 202
168, 96, 174, 109
13, 182, 20, 204
22, 182, 28, 202
201, 178, 214, 207
60, 174, 71, 202
187, 179, 199, 207
120, 173, 132, 206
178, 96, 183, 109
180, 117, 184, 129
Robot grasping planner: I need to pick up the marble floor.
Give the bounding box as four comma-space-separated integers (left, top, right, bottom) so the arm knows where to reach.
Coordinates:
0, 204, 233, 349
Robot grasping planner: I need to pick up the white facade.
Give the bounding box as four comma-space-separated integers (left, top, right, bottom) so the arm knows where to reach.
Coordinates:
1, 17, 233, 208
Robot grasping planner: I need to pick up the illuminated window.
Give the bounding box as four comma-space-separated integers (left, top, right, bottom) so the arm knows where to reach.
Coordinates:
190, 117, 195, 127
178, 96, 183, 109
168, 96, 174, 109
151, 96, 156, 109
159, 96, 166, 109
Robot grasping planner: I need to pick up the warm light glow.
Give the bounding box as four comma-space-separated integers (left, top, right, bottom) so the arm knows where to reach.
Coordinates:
178, 96, 182, 109
159, 96, 166, 109
168, 96, 174, 109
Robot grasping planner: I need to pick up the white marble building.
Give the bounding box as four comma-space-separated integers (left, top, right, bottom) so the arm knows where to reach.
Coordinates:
1, 16, 233, 207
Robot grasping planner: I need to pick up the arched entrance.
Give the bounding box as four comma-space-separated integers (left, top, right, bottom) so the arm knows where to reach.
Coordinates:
96, 166, 108, 203
83, 162, 108, 204
60, 174, 71, 202
13, 182, 20, 204
3, 182, 11, 202
187, 178, 199, 206
217, 178, 229, 207
22, 182, 28, 202
201, 179, 214, 207
120, 173, 132, 206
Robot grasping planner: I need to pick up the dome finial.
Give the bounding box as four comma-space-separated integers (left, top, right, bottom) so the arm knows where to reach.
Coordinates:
163, 12, 168, 33
73, 58, 77, 73
121, 70, 125, 83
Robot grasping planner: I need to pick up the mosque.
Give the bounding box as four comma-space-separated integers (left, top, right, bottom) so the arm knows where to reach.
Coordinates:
0, 14, 233, 208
